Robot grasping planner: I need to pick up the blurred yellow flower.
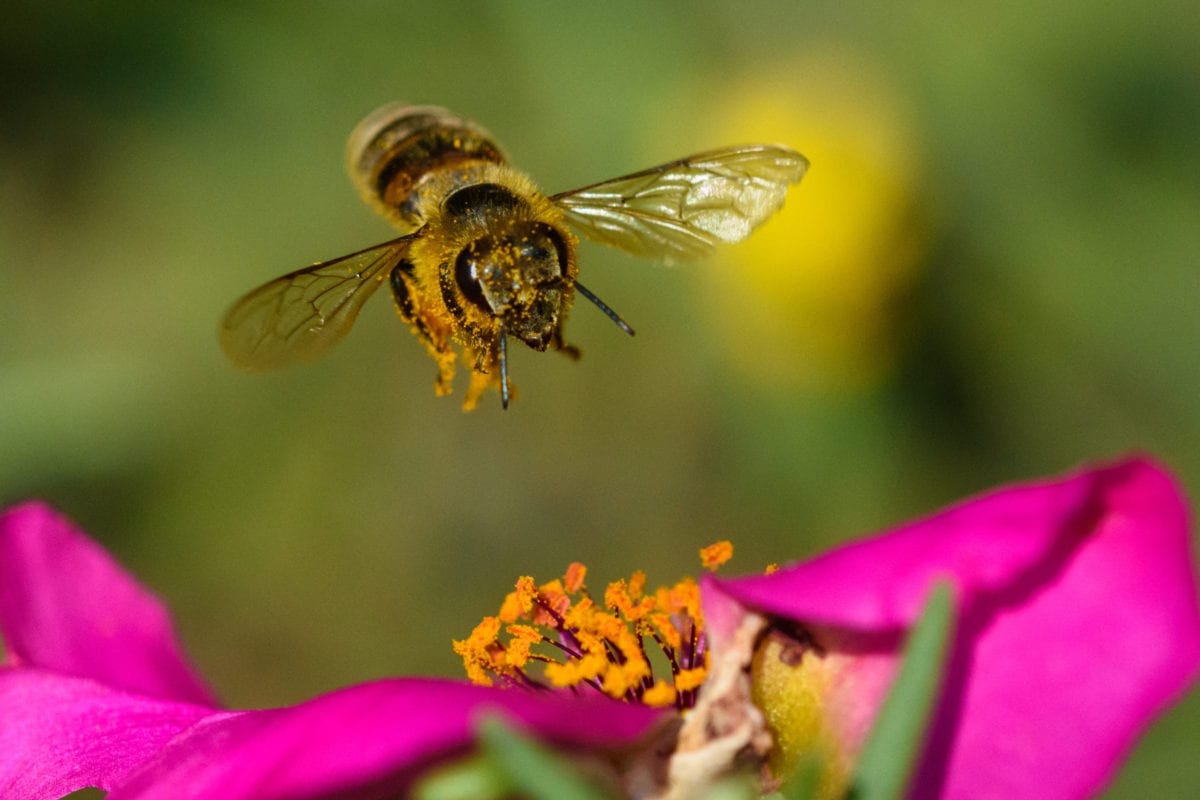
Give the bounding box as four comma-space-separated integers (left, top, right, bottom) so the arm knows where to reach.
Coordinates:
699, 48, 927, 391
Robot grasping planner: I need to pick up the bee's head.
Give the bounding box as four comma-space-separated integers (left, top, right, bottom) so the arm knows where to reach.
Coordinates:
454, 221, 570, 350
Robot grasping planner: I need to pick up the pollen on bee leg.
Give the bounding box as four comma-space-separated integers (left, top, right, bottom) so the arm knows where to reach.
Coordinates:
432, 349, 456, 397
462, 363, 505, 411
461, 377, 485, 411
414, 332, 457, 398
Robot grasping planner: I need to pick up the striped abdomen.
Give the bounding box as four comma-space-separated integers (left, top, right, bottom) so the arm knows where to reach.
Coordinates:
346, 104, 506, 230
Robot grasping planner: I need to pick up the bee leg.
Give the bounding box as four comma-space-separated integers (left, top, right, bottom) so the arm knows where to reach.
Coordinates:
390, 261, 455, 395
551, 326, 581, 361
431, 348, 457, 396
461, 333, 511, 411
463, 363, 500, 412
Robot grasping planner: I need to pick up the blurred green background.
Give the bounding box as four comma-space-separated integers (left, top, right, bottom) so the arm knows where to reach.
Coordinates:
3, 2, 1198, 796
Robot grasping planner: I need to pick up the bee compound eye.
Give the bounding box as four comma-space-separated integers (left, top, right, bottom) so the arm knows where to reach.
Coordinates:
454, 241, 495, 312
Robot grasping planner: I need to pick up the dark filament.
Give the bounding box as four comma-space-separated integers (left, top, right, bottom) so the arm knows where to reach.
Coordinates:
574, 281, 636, 336
498, 329, 510, 410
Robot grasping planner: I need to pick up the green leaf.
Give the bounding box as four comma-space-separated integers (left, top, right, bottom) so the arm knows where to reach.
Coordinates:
476, 714, 612, 800
849, 581, 956, 800
413, 753, 511, 800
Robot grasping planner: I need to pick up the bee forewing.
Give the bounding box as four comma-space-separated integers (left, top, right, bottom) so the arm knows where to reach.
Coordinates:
219, 237, 411, 371
550, 144, 808, 262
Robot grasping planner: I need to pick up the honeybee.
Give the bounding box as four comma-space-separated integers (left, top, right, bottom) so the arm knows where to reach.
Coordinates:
220, 104, 807, 409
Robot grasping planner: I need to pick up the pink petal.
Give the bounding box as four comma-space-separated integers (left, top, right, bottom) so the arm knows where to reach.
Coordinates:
713, 457, 1200, 800
0, 502, 218, 707
0, 668, 215, 799
110, 677, 664, 800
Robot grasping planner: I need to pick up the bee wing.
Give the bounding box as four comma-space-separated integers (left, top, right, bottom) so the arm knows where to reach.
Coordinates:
220, 236, 412, 371
550, 144, 808, 262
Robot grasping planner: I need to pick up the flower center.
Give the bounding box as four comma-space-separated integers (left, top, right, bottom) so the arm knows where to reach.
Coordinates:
453, 541, 734, 709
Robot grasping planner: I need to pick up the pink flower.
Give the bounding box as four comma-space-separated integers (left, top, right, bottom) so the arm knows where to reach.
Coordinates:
1, 457, 1197, 799
0, 503, 660, 800
706, 457, 1200, 798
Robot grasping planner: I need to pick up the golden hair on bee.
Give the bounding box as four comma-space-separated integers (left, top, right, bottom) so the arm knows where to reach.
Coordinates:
220, 103, 808, 410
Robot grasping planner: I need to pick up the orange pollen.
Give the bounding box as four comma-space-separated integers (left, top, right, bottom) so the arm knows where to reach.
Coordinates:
454, 550, 734, 710
699, 540, 734, 571
563, 562, 587, 593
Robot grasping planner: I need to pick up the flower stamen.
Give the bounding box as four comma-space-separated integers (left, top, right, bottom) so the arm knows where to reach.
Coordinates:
453, 543, 734, 710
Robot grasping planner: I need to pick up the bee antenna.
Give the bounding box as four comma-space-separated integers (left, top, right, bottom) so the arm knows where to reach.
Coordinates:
574, 281, 635, 336
498, 328, 511, 410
